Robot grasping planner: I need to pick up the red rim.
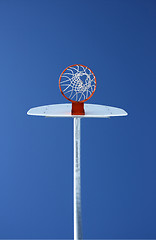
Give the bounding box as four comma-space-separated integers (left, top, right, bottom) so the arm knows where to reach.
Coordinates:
59, 64, 97, 103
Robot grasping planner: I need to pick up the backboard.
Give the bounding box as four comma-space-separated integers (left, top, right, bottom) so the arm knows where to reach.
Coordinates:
27, 103, 128, 118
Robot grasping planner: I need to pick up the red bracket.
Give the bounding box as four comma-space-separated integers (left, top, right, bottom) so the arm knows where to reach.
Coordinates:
71, 102, 85, 115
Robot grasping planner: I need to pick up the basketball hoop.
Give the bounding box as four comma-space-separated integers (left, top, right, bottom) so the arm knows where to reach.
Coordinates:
59, 64, 97, 115
28, 65, 127, 240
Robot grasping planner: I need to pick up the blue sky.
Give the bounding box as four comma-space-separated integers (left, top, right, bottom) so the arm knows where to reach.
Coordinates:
0, 0, 156, 238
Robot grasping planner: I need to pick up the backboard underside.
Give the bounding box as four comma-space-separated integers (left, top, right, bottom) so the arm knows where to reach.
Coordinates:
27, 104, 128, 118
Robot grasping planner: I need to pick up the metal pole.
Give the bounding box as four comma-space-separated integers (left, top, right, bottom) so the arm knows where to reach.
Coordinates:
74, 117, 82, 240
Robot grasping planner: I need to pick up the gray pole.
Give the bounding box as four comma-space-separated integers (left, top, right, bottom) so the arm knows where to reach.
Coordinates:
74, 117, 82, 240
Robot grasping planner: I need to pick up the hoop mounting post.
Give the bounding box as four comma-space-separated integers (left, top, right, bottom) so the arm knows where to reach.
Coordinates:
74, 117, 83, 240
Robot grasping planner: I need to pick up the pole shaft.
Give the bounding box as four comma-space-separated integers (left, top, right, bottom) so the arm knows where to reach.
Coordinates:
74, 117, 82, 240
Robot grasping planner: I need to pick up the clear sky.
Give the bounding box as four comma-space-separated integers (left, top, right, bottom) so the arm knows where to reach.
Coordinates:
0, 0, 156, 239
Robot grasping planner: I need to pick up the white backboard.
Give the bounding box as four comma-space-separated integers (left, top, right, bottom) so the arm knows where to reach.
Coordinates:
27, 104, 128, 118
